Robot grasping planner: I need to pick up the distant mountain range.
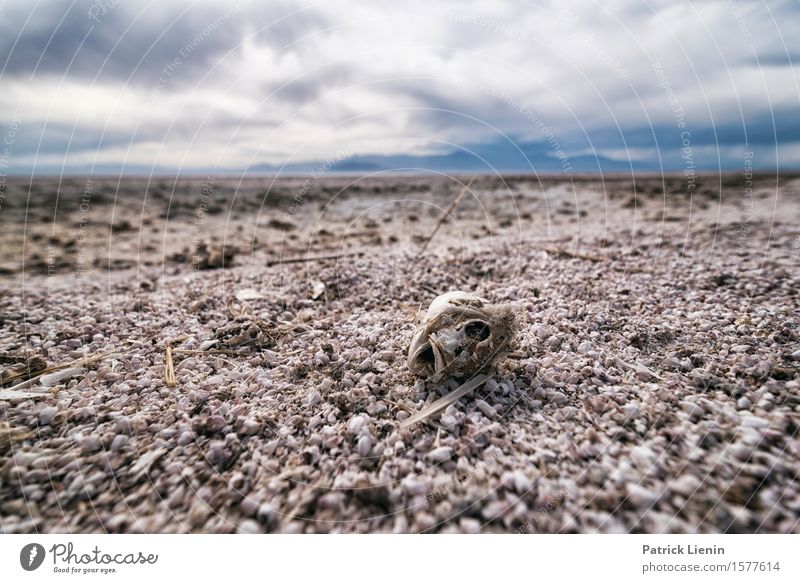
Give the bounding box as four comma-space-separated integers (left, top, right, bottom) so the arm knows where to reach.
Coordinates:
245, 139, 644, 175
16, 137, 784, 176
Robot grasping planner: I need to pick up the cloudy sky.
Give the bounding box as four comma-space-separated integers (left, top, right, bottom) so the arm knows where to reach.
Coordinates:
1, 0, 798, 174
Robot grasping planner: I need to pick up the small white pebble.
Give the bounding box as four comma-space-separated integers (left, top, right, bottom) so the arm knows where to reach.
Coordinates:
428, 447, 453, 464
236, 519, 262, 534
347, 415, 366, 436
357, 434, 372, 457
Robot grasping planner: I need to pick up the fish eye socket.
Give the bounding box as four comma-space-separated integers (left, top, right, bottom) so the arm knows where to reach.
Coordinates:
464, 321, 490, 341
418, 345, 435, 363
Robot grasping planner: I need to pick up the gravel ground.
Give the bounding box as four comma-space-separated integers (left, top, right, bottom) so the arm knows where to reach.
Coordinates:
1, 173, 799, 533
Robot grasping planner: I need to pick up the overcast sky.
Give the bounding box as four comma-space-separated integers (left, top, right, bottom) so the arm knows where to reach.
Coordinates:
1, 0, 798, 174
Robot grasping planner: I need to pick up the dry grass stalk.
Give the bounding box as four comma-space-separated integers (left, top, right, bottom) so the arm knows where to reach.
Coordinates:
266, 251, 364, 267
0, 388, 52, 400
420, 284, 440, 297
417, 176, 476, 256
399, 374, 487, 430
539, 247, 604, 262
613, 266, 651, 274
0, 351, 110, 387
0, 421, 33, 453
164, 343, 176, 388
0, 355, 47, 385
173, 348, 249, 357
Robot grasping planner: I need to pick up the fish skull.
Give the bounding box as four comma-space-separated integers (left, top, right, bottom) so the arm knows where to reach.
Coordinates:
407, 291, 516, 380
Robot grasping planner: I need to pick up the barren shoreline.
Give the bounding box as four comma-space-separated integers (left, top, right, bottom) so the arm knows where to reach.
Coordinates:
1, 174, 799, 533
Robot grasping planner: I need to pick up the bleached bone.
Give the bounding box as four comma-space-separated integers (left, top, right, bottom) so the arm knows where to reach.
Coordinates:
407, 291, 516, 380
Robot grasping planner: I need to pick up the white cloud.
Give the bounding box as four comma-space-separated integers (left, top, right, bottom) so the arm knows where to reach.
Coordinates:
1, 0, 797, 171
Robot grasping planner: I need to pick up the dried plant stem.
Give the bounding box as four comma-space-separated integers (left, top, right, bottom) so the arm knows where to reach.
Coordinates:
383, 398, 413, 413
267, 251, 364, 267
417, 176, 476, 256
1, 351, 110, 387
539, 247, 604, 262
173, 348, 247, 356
164, 344, 176, 388
400, 374, 488, 430
614, 266, 651, 274
0, 422, 33, 452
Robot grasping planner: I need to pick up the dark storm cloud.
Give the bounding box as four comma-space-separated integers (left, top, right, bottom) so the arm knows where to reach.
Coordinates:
755, 53, 800, 67
0, 0, 328, 86
578, 110, 800, 152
